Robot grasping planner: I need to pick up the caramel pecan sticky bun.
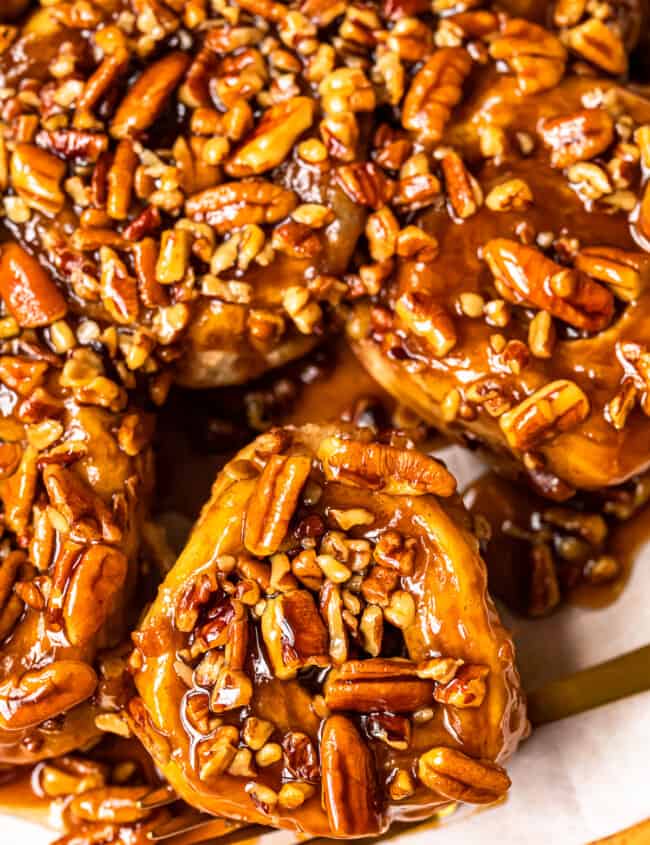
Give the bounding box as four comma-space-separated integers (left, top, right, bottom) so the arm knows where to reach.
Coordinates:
0, 0, 368, 391
347, 27, 650, 497
0, 324, 153, 765
128, 425, 527, 838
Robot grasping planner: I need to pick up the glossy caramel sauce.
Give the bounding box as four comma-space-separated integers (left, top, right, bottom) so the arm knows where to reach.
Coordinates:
570, 503, 650, 609
0, 766, 51, 823
155, 340, 399, 523
464, 471, 650, 615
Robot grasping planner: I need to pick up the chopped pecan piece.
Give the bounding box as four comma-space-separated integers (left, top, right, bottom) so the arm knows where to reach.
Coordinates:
107, 139, 138, 221
433, 664, 489, 708
483, 238, 614, 332
317, 436, 456, 496
261, 590, 329, 679
321, 715, 382, 836
0, 243, 67, 328
282, 731, 320, 782
245, 454, 311, 556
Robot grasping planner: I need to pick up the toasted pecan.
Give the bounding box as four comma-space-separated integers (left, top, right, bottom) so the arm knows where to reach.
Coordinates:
483, 239, 614, 332
0, 243, 67, 328
317, 436, 456, 496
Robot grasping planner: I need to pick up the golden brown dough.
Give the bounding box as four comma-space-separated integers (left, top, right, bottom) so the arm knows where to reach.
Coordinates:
129, 424, 527, 838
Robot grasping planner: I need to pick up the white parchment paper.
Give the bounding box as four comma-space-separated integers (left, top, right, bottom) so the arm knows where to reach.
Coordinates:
3, 444, 650, 844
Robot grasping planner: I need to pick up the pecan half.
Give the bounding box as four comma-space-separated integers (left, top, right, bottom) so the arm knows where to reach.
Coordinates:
0, 242, 67, 328
186, 181, 298, 232
440, 149, 483, 219
2, 444, 38, 536
563, 18, 627, 75
226, 97, 316, 177
334, 163, 394, 209
499, 379, 590, 450
575, 246, 650, 302
63, 546, 128, 646
110, 52, 191, 139
321, 715, 382, 836
538, 108, 614, 169
402, 47, 472, 143
0, 661, 97, 729
489, 19, 567, 94
418, 747, 511, 804
68, 785, 151, 825
483, 238, 614, 332
43, 464, 122, 544
0, 551, 24, 640
317, 436, 456, 496
36, 129, 108, 163
261, 590, 329, 679
324, 659, 434, 712
244, 454, 311, 556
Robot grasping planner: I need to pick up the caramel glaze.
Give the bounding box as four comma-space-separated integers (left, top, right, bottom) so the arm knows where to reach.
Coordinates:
0, 734, 158, 821
0, 341, 153, 765
0, 735, 213, 844
153, 340, 401, 525
350, 70, 650, 497
131, 425, 527, 839
464, 470, 650, 615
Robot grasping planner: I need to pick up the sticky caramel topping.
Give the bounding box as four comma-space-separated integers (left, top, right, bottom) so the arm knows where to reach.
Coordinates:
0, 327, 152, 766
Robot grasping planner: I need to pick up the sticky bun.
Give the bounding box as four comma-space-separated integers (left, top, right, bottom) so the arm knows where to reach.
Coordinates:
0, 0, 367, 391
344, 15, 650, 497
129, 425, 527, 838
